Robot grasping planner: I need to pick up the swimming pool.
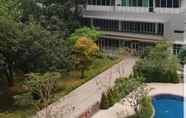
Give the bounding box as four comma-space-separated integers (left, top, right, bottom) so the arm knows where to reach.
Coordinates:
152, 94, 184, 118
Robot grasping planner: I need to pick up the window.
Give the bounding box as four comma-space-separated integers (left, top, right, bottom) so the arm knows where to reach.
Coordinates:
121, 0, 149, 7
174, 30, 184, 33
156, 0, 180, 8
87, 0, 114, 6
84, 18, 164, 36
121, 22, 164, 35
93, 19, 119, 32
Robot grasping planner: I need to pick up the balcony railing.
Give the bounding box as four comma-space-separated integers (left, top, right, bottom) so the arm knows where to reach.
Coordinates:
86, 5, 181, 14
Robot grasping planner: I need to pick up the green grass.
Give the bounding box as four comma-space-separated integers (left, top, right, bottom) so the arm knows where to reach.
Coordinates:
0, 56, 123, 118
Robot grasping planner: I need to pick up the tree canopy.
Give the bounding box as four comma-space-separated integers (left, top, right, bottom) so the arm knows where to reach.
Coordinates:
0, 17, 74, 86
178, 47, 186, 64
134, 41, 180, 83
74, 37, 99, 79
0, 0, 22, 19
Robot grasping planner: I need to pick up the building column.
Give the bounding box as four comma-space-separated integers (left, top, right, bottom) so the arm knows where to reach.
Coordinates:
119, 21, 122, 32
90, 18, 93, 26
155, 23, 158, 35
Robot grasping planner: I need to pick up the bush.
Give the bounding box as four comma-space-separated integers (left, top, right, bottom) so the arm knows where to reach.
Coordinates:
100, 93, 110, 109
115, 76, 144, 99
178, 48, 186, 65
100, 76, 144, 109
26, 72, 60, 101
100, 88, 120, 109
129, 96, 153, 118
134, 41, 180, 83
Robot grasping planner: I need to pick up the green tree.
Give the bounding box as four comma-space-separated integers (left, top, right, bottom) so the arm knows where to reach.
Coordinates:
68, 27, 102, 45
134, 41, 180, 83
20, 0, 86, 34
0, 17, 22, 86
74, 37, 99, 79
0, 0, 22, 19
19, 20, 74, 72
0, 17, 74, 86
178, 48, 186, 64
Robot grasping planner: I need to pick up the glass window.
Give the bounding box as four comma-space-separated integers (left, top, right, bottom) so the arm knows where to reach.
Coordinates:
156, 0, 180, 8
143, 0, 149, 7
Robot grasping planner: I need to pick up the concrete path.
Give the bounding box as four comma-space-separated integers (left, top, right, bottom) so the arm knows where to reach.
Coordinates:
35, 56, 138, 118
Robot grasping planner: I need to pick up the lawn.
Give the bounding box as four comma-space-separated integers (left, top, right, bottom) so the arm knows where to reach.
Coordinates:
0, 55, 123, 118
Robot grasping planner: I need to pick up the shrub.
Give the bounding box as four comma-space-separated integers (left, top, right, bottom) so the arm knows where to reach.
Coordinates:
100, 76, 143, 109
129, 96, 153, 118
100, 88, 120, 109
26, 72, 60, 101
115, 76, 144, 99
100, 93, 110, 109
178, 48, 186, 65
134, 41, 180, 83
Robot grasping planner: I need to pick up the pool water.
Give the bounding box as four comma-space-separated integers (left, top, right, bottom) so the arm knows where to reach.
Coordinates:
152, 95, 184, 118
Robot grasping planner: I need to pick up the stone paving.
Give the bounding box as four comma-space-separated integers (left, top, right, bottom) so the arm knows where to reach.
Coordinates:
34, 56, 138, 118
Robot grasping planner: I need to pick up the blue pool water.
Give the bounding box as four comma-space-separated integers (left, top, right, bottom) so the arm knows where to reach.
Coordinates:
152, 94, 184, 118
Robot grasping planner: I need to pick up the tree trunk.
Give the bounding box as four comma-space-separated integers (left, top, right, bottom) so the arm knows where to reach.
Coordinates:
5, 63, 15, 87
80, 69, 84, 79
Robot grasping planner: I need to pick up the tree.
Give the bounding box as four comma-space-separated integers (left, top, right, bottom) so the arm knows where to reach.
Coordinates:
0, 0, 22, 20
20, 0, 86, 34
134, 41, 180, 83
178, 48, 186, 65
0, 17, 74, 86
68, 27, 102, 45
74, 37, 99, 79
0, 17, 22, 86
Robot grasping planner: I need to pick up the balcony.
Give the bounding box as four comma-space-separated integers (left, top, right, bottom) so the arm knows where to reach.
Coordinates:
86, 5, 181, 14
86, 0, 183, 14
100, 31, 164, 43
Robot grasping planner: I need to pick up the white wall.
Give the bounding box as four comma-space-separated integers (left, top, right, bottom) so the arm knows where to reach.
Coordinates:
164, 13, 185, 44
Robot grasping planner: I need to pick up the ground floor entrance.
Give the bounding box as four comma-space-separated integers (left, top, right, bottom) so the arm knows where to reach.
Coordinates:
97, 38, 184, 56
97, 38, 154, 56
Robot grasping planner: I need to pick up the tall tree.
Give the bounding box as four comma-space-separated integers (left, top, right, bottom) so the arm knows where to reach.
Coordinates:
0, 0, 22, 20
20, 0, 86, 34
0, 17, 21, 86
0, 17, 74, 86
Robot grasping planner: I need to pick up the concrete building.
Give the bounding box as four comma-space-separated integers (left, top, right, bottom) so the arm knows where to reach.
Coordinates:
83, 0, 186, 55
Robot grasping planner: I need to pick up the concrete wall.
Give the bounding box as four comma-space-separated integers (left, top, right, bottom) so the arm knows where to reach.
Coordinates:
166, 14, 185, 44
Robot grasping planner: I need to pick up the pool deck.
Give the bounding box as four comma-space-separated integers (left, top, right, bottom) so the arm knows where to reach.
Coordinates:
91, 83, 184, 118
148, 83, 184, 97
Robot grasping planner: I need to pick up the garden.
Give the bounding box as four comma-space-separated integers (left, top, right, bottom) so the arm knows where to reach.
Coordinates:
0, 1, 124, 117
97, 41, 183, 118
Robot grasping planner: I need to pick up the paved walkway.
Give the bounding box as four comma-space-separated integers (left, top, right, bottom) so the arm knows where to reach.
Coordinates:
35, 56, 138, 118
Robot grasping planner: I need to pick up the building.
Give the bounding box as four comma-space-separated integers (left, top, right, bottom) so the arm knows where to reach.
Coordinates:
83, 0, 186, 55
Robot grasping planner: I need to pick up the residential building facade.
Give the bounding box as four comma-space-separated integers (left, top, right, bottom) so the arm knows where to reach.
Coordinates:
83, 0, 186, 55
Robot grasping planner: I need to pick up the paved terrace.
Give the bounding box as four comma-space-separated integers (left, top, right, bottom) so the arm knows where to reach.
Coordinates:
34, 56, 138, 118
